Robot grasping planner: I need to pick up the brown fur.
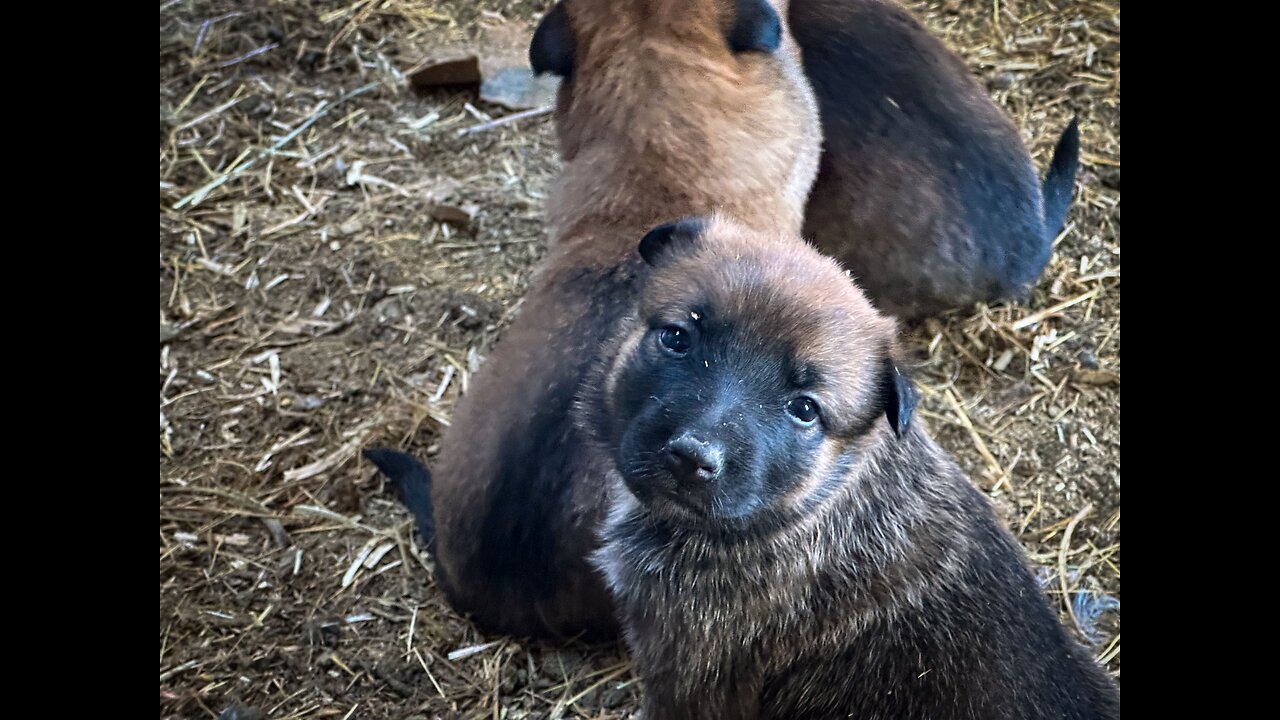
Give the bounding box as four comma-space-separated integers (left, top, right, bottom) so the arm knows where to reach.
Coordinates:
585, 214, 1119, 718
427, 0, 821, 640
546, 0, 819, 245
789, 0, 1080, 319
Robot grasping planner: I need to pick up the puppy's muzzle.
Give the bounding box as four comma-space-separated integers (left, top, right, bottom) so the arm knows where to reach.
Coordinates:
662, 433, 724, 485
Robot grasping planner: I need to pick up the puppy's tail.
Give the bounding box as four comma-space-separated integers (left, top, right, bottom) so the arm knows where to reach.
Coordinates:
364, 448, 436, 553
1040, 117, 1080, 244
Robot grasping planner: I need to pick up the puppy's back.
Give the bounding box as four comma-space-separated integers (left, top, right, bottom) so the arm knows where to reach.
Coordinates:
790, 0, 1064, 319
426, 0, 824, 641
765, 453, 1119, 718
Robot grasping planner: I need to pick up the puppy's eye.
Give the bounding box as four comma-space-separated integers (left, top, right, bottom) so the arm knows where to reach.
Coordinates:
786, 397, 820, 426
658, 326, 692, 354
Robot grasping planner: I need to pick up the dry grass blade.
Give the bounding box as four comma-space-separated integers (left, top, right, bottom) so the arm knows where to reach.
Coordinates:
173, 82, 380, 209
1010, 289, 1101, 330
944, 388, 1004, 482
1058, 503, 1094, 641
456, 105, 553, 136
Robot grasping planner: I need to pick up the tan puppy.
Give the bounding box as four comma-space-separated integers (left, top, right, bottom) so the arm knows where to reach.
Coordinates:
541, 0, 820, 243
367, 0, 821, 640
584, 213, 1119, 719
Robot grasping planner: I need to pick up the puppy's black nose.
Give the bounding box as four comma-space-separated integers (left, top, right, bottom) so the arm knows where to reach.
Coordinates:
663, 434, 724, 483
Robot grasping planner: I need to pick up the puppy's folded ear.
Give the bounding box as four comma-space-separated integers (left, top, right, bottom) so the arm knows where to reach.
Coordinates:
881, 359, 918, 438
728, 0, 782, 54
530, 2, 575, 77
639, 217, 708, 266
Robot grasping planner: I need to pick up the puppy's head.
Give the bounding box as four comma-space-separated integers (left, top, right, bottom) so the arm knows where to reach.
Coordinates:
532, 0, 788, 77
530, 0, 820, 228
586, 213, 916, 531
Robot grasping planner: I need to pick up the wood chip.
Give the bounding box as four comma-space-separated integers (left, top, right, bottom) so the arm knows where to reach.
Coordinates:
1072, 368, 1120, 387
430, 203, 479, 226
408, 56, 481, 89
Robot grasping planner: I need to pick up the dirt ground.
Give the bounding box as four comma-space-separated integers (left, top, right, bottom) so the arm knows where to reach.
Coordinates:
159, 1, 1120, 717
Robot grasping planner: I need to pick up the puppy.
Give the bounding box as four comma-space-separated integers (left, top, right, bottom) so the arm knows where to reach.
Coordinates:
789, 0, 1080, 319
585, 214, 1120, 718
367, 0, 822, 641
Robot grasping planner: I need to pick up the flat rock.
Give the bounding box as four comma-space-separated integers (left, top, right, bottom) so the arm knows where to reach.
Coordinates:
480, 66, 559, 110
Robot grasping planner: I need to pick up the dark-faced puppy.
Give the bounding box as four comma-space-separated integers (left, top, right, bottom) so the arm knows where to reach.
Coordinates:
789, 0, 1080, 320
367, 0, 822, 642
585, 214, 1119, 718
